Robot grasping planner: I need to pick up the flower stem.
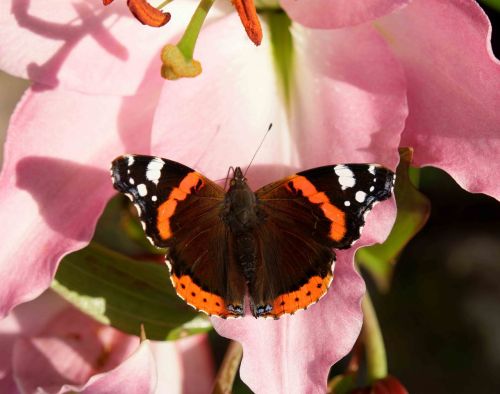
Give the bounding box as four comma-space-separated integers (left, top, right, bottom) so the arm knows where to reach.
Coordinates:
255, 0, 281, 9
156, 0, 173, 10
212, 340, 243, 394
176, 0, 215, 61
362, 291, 388, 382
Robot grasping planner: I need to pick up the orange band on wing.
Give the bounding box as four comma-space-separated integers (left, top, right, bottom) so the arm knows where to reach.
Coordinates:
268, 273, 333, 318
157, 172, 204, 240
287, 176, 346, 241
171, 274, 241, 318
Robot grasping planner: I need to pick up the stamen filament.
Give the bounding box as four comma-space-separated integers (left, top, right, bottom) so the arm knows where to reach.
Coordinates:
176, 0, 216, 61
156, 0, 174, 10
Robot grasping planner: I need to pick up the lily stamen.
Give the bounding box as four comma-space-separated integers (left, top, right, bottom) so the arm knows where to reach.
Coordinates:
232, 0, 263, 45
103, 0, 171, 27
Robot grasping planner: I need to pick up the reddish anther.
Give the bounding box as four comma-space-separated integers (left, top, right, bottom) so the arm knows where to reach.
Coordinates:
103, 0, 171, 28
231, 0, 263, 45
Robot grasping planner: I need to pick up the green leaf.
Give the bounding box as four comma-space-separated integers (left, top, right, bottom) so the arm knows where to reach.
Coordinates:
93, 195, 164, 256
356, 148, 431, 291
481, 0, 500, 12
52, 242, 212, 340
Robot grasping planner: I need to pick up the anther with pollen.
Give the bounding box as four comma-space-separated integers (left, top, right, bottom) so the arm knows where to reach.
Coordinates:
103, 0, 171, 27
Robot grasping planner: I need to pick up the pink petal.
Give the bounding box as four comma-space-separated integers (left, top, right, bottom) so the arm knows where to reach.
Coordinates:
151, 15, 288, 184
214, 253, 364, 393
151, 15, 404, 392
281, 0, 411, 29
13, 306, 139, 393
58, 340, 155, 394
378, 0, 500, 199
151, 335, 215, 394
0, 291, 66, 393
0, 1, 198, 94
0, 74, 160, 317
289, 23, 407, 170
175, 335, 215, 394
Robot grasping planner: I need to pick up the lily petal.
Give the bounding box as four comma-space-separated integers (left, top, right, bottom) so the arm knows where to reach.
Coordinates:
0, 291, 66, 393
151, 14, 287, 184
0, 74, 161, 317
0, 1, 199, 95
151, 335, 215, 394
213, 250, 363, 393
378, 0, 500, 199
13, 306, 140, 393
175, 335, 215, 394
280, 0, 411, 29
60, 340, 156, 394
151, 15, 403, 392
289, 23, 407, 169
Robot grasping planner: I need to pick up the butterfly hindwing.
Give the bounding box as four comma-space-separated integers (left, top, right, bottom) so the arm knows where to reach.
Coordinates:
111, 154, 246, 318
249, 164, 394, 318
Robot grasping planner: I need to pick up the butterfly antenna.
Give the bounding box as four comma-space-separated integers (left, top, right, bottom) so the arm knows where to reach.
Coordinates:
244, 123, 273, 177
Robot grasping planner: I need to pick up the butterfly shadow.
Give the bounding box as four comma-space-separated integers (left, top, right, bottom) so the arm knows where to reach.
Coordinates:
16, 156, 110, 241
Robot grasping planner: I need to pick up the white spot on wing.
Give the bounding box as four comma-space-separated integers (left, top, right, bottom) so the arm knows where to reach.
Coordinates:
151, 195, 157, 202
129, 178, 135, 185
368, 165, 376, 175
146, 158, 164, 184
334, 165, 356, 190
355, 191, 367, 203
344, 201, 351, 207
137, 183, 148, 197
125, 155, 134, 166
370, 185, 375, 192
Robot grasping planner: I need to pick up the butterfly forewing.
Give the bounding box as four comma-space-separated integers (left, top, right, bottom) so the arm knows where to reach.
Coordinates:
111, 154, 245, 318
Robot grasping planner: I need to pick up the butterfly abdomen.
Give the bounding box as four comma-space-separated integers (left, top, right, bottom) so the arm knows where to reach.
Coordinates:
222, 175, 266, 283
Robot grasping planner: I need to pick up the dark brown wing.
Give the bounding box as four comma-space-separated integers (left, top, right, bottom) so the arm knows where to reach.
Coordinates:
250, 164, 394, 318
111, 155, 246, 318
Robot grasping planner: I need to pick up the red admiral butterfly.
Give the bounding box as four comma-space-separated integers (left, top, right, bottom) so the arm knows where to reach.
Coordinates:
111, 155, 394, 319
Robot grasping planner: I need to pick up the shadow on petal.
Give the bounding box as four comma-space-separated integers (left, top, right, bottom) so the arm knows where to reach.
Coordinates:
16, 156, 110, 241
12, 0, 128, 91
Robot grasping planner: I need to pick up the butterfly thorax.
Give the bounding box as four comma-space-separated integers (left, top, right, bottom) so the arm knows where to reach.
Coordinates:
222, 167, 262, 234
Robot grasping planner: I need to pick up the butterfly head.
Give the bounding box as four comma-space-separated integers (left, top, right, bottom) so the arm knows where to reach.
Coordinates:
230, 166, 247, 186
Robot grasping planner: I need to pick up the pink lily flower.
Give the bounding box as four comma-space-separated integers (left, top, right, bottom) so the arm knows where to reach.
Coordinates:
0, 290, 214, 393
0, 0, 498, 392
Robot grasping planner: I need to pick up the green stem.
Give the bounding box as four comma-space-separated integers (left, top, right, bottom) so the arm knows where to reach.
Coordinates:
362, 291, 388, 382
156, 0, 174, 10
176, 0, 215, 60
255, 0, 281, 10
212, 341, 243, 394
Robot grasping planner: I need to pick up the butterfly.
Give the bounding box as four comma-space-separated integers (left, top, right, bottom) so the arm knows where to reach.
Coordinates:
110, 155, 394, 319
